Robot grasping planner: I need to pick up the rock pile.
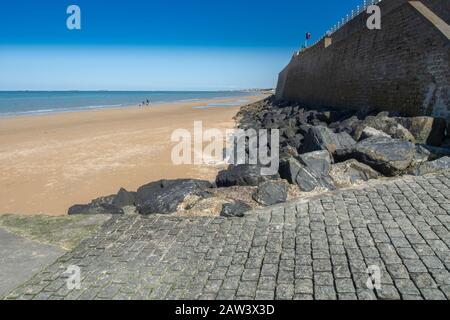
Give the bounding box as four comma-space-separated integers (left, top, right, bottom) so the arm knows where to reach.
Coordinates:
69, 96, 450, 217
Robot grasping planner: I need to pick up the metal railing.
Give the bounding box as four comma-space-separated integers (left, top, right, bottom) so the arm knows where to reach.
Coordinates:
294, 0, 383, 53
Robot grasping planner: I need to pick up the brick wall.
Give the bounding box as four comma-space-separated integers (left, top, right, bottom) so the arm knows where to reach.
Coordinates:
276, 0, 450, 119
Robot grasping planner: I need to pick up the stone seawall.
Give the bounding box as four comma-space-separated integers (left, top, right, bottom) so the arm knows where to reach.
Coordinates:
276, 0, 450, 120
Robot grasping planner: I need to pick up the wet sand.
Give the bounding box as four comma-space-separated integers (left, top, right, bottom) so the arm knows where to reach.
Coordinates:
0, 96, 264, 216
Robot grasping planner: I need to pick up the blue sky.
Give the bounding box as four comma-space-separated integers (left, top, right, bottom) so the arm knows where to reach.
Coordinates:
0, 0, 363, 90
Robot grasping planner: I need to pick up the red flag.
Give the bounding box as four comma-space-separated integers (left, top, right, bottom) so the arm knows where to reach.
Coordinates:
306, 32, 312, 40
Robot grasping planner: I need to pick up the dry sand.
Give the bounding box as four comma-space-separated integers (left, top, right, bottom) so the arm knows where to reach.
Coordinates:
0, 96, 264, 216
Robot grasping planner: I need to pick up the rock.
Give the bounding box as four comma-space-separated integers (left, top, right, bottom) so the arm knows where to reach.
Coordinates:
216, 164, 279, 187
279, 155, 335, 192
419, 145, 450, 160
90, 195, 116, 207
300, 126, 355, 154
68, 195, 124, 215
300, 126, 341, 154
395, 117, 446, 146
221, 200, 252, 218
295, 165, 335, 191
112, 188, 136, 208
298, 150, 332, 177
356, 106, 378, 119
336, 136, 416, 176
284, 134, 304, 150
330, 159, 381, 187
359, 126, 391, 141
176, 196, 233, 216
335, 132, 357, 149
252, 181, 288, 206
281, 127, 297, 139
354, 116, 415, 143
313, 110, 343, 124
135, 179, 212, 215
279, 157, 303, 184
298, 124, 313, 135
441, 137, 450, 148
412, 145, 431, 166
330, 116, 361, 135
280, 145, 299, 159
407, 157, 450, 176
68, 204, 123, 215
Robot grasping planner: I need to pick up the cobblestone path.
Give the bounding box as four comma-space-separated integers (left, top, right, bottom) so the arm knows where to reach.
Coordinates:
6, 172, 450, 300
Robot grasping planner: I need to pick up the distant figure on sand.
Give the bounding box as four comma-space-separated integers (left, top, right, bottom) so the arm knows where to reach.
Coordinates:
140, 99, 151, 107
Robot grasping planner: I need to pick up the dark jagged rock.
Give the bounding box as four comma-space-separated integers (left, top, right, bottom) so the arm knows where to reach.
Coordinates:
335, 132, 357, 149
354, 116, 415, 143
280, 145, 299, 159
68, 204, 123, 215
284, 133, 303, 150
330, 159, 381, 187
220, 201, 252, 218
279, 154, 335, 192
356, 106, 378, 119
135, 179, 212, 215
216, 164, 279, 187
359, 126, 391, 141
412, 145, 431, 166
252, 181, 288, 206
300, 126, 354, 154
298, 124, 313, 135
68, 195, 123, 215
336, 136, 415, 176
281, 126, 297, 139
407, 157, 450, 176
330, 116, 361, 135
298, 150, 331, 177
112, 188, 136, 208
419, 145, 450, 160
279, 157, 302, 184
300, 126, 339, 154
395, 117, 446, 146
295, 165, 335, 191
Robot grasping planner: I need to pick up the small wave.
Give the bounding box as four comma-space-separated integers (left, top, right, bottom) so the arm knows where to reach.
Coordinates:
0, 104, 126, 117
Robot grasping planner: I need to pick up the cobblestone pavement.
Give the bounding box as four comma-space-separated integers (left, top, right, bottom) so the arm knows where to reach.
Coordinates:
6, 172, 450, 300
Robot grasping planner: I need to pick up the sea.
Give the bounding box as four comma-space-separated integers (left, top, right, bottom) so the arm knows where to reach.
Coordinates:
0, 91, 258, 117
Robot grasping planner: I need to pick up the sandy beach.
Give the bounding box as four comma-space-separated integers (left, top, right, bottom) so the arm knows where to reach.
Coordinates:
0, 96, 264, 216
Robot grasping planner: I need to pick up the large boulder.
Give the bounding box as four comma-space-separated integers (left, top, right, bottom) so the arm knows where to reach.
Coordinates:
336, 136, 416, 176
68, 194, 123, 215
216, 164, 279, 187
412, 145, 431, 166
395, 117, 446, 146
359, 126, 391, 141
279, 157, 303, 184
354, 116, 415, 143
300, 126, 337, 154
112, 188, 136, 208
407, 157, 450, 176
221, 201, 252, 218
284, 133, 304, 150
330, 159, 381, 187
298, 150, 332, 177
279, 154, 335, 192
135, 179, 212, 215
300, 126, 352, 154
329, 116, 361, 135
252, 181, 288, 206
335, 132, 357, 149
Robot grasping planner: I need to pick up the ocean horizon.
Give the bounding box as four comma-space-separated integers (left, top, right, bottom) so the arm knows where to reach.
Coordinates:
0, 91, 258, 117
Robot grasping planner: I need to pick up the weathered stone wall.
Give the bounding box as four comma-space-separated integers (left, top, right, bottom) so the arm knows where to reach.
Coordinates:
276, 0, 450, 119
